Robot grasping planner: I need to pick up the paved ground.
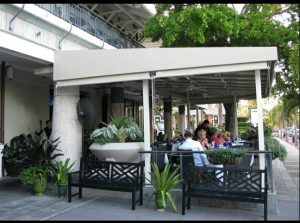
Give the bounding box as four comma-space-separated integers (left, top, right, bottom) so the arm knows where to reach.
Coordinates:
0, 139, 299, 221
275, 137, 299, 189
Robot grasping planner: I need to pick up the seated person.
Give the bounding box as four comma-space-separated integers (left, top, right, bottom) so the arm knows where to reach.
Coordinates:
216, 132, 225, 145
248, 129, 258, 140
179, 131, 222, 168
224, 131, 231, 142
196, 129, 210, 150
157, 132, 164, 142
194, 120, 211, 140
208, 126, 218, 144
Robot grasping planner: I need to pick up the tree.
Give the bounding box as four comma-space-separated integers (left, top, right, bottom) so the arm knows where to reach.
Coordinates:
143, 4, 299, 112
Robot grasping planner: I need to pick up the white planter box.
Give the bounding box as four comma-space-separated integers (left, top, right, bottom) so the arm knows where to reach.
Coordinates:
89, 142, 144, 163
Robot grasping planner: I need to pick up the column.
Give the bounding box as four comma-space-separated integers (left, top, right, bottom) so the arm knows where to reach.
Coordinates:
143, 80, 151, 184
233, 98, 238, 137
187, 93, 191, 131
163, 99, 172, 139
149, 95, 154, 143
0, 143, 3, 177
255, 70, 265, 171
178, 105, 185, 135
218, 103, 223, 126
224, 102, 237, 138
196, 106, 199, 127
111, 86, 124, 117
51, 86, 82, 170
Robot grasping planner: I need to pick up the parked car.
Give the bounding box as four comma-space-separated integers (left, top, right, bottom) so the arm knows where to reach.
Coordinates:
284, 127, 293, 137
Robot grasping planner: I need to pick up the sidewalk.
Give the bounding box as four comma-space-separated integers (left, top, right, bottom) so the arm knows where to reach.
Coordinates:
275, 137, 299, 189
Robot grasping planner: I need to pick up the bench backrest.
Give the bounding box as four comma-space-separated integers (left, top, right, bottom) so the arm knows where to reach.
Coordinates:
186, 166, 268, 194
80, 158, 143, 184
178, 150, 194, 181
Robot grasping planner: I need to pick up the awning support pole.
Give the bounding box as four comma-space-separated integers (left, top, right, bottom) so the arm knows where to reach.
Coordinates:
255, 70, 265, 187
143, 79, 151, 184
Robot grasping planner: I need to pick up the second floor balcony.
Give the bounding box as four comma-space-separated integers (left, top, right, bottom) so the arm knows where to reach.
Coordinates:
36, 4, 150, 49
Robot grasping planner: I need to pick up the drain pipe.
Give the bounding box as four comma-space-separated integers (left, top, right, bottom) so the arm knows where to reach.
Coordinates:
58, 20, 72, 50
9, 4, 25, 31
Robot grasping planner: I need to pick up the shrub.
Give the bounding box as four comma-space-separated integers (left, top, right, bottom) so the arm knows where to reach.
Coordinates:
265, 137, 287, 161
205, 148, 247, 165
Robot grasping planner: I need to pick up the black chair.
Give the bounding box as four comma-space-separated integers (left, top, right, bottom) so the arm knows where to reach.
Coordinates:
236, 153, 254, 169
151, 144, 167, 171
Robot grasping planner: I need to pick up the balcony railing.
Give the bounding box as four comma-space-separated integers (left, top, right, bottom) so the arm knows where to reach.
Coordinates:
36, 4, 144, 49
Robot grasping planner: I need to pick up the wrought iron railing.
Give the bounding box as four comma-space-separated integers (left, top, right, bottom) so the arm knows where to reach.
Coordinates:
36, 4, 144, 49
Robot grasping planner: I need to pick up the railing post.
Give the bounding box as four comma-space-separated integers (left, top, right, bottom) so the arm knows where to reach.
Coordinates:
268, 152, 274, 193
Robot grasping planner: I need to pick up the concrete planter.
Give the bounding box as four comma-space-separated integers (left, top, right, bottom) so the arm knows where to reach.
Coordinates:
89, 142, 144, 163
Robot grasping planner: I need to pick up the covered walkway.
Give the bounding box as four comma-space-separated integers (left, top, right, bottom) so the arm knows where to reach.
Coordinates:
51, 47, 278, 181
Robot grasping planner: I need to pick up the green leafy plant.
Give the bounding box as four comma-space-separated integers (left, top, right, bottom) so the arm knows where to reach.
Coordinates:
205, 148, 247, 165
90, 116, 143, 145
265, 137, 287, 161
50, 158, 75, 196
147, 163, 182, 212
19, 164, 48, 186
50, 158, 75, 185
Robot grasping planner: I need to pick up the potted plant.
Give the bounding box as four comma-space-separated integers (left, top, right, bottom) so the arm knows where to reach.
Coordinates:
205, 148, 246, 166
148, 163, 182, 212
2, 134, 28, 176
50, 158, 75, 197
19, 164, 49, 196
89, 116, 144, 162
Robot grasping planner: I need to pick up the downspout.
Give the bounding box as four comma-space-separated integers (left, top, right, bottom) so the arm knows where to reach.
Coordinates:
9, 4, 25, 31
58, 20, 72, 50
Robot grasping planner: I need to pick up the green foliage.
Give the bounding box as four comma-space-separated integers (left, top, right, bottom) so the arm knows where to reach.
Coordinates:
2, 134, 27, 165
19, 164, 48, 186
265, 137, 287, 161
50, 158, 75, 196
50, 158, 75, 185
205, 148, 247, 164
2, 132, 62, 175
147, 163, 182, 212
90, 116, 143, 145
143, 4, 299, 112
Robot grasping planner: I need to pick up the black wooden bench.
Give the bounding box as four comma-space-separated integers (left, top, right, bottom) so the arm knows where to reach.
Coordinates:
68, 158, 144, 210
180, 153, 268, 220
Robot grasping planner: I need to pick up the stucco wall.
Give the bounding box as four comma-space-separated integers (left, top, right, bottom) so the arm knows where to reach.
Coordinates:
4, 69, 51, 143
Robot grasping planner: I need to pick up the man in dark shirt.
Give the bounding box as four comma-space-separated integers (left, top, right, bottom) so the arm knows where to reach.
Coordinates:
44, 120, 52, 139
194, 120, 211, 139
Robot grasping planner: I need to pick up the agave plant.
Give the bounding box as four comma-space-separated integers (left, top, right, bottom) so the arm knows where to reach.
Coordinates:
147, 163, 182, 212
90, 116, 143, 144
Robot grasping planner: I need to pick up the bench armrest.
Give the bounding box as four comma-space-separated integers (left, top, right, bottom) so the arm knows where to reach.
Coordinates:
68, 171, 81, 183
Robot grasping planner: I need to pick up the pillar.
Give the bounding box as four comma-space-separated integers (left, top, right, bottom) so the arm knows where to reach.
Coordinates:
163, 99, 172, 139
51, 86, 82, 170
255, 70, 265, 171
143, 79, 151, 184
178, 105, 185, 135
233, 98, 238, 137
224, 102, 237, 138
149, 95, 154, 143
218, 103, 223, 126
111, 86, 124, 117
187, 93, 191, 131
196, 106, 199, 127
